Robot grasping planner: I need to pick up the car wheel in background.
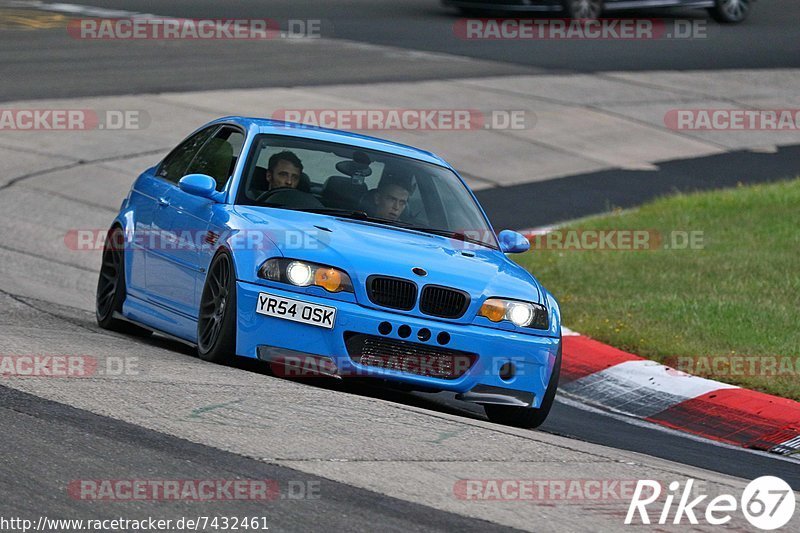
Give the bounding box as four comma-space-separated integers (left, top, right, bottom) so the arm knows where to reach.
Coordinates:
95, 226, 151, 336
709, 0, 751, 23
562, 0, 604, 19
484, 341, 561, 429
457, 7, 486, 16
197, 250, 237, 363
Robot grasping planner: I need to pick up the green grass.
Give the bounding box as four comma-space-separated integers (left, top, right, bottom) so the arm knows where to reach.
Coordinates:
516, 179, 800, 400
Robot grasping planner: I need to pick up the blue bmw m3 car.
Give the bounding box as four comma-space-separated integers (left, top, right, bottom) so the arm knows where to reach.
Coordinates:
96, 117, 562, 428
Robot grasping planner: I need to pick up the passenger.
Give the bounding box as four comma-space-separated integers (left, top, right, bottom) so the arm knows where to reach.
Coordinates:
266, 151, 303, 190
370, 180, 411, 221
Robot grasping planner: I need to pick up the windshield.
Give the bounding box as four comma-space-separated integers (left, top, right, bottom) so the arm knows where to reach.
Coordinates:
236, 134, 498, 249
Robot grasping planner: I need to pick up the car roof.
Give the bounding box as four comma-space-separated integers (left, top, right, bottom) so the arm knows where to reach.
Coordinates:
210, 116, 452, 169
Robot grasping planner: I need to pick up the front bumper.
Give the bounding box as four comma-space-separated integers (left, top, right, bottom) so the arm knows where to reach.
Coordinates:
236, 280, 560, 409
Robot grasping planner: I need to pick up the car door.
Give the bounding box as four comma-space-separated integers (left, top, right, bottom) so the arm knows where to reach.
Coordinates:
149, 125, 245, 318
144, 125, 218, 311
125, 166, 168, 298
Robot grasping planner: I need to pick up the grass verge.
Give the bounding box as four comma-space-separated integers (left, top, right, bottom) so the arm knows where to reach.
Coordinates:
516, 179, 800, 400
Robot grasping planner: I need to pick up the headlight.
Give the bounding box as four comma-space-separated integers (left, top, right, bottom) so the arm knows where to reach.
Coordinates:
507, 302, 534, 326
258, 258, 353, 293
286, 261, 313, 286
478, 298, 548, 329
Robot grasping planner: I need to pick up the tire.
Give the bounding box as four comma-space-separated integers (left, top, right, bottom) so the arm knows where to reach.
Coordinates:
95, 226, 151, 336
197, 250, 237, 364
708, 0, 751, 23
562, 0, 604, 19
484, 341, 562, 429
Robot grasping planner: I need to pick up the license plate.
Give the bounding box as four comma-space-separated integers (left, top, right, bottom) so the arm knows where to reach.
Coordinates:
256, 292, 336, 329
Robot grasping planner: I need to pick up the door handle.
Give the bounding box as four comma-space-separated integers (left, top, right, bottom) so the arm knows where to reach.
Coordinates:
157, 197, 170, 207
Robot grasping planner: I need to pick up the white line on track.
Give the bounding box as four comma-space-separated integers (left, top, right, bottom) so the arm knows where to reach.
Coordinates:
560, 325, 580, 336
1, 0, 155, 18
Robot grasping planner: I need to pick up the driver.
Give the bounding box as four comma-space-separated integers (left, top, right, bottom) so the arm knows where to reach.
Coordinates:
266, 151, 303, 190
370, 180, 411, 221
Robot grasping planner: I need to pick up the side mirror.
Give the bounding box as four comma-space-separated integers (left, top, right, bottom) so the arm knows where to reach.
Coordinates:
498, 229, 530, 254
178, 174, 220, 201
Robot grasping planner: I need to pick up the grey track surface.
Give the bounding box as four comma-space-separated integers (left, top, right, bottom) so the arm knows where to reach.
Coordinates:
0, 288, 797, 532
0, 23, 536, 102
0, 383, 519, 533
0, 152, 798, 529
476, 143, 800, 230
1, 1, 800, 530
1, 0, 799, 101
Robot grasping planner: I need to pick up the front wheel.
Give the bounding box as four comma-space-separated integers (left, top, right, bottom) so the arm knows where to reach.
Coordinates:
484, 342, 561, 429
708, 0, 751, 23
562, 0, 604, 19
197, 250, 237, 364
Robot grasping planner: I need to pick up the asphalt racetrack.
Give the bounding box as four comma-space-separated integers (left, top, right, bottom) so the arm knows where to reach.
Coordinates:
1, 1, 799, 531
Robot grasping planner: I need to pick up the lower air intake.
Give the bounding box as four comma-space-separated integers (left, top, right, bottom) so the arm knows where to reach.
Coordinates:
345, 333, 476, 379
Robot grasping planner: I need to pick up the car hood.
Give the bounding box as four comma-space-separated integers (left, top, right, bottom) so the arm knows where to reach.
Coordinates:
232, 206, 542, 305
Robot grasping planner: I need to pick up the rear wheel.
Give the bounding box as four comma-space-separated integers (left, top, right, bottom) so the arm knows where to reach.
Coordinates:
562, 0, 604, 19
95, 226, 151, 336
484, 342, 561, 429
708, 0, 750, 23
197, 250, 237, 364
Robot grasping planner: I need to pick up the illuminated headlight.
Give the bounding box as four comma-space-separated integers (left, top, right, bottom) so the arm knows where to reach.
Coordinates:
258, 258, 353, 293
507, 303, 534, 327
286, 261, 313, 286
478, 298, 548, 329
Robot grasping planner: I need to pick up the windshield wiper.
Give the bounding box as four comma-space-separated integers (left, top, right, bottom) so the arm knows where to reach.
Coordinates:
359, 217, 495, 248
290, 208, 410, 227
407, 227, 495, 248
288, 207, 372, 220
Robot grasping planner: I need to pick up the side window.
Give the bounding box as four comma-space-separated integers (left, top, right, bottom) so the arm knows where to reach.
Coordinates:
185, 127, 245, 191
362, 162, 385, 190
157, 126, 218, 183
405, 181, 429, 225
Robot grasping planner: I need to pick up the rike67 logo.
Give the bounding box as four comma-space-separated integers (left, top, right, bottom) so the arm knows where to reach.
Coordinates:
626, 476, 796, 530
